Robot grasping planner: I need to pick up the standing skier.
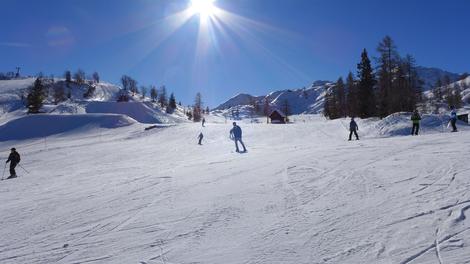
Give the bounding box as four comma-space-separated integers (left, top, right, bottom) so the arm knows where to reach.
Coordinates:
5, 148, 20, 179
197, 132, 204, 145
202, 118, 206, 127
348, 117, 359, 141
450, 107, 458, 132
411, 110, 421, 135
230, 122, 247, 153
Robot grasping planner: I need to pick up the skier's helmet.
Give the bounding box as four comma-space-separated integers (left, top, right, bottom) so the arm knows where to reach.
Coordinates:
11, 148, 16, 151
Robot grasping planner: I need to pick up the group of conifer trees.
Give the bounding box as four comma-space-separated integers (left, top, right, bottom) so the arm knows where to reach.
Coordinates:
324, 36, 422, 119
25, 71, 208, 122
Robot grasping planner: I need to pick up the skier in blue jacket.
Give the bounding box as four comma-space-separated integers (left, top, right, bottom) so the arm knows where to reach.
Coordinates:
450, 107, 458, 132
230, 122, 247, 153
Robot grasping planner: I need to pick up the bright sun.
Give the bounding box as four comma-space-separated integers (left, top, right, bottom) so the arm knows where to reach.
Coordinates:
190, 0, 216, 19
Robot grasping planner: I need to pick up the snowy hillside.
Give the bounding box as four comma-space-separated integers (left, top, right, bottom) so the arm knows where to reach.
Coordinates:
0, 78, 187, 139
423, 75, 470, 113
213, 81, 335, 117
1, 115, 470, 263
455, 76, 470, 104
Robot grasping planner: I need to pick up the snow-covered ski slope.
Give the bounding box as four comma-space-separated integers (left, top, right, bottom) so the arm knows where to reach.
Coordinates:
1, 116, 470, 264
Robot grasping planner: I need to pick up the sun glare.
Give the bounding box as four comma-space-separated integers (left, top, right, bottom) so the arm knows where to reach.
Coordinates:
190, 0, 216, 19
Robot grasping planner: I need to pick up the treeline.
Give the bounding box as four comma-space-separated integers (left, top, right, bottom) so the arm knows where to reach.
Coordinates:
24, 70, 183, 116
25, 69, 101, 113
24, 70, 210, 121
118, 74, 180, 114
183, 92, 210, 122
324, 36, 423, 119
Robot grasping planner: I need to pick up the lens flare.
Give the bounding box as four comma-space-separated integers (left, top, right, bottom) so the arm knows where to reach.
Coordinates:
190, 0, 216, 19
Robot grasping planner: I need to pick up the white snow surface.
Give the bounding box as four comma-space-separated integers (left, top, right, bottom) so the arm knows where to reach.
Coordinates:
0, 114, 136, 141
86, 102, 181, 124
1, 115, 470, 264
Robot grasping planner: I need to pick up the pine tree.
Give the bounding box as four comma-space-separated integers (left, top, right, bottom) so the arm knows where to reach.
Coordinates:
346, 72, 358, 117
323, 88, 336, 119
140, 86, 147, 99
376, 36, 400, 117
335, 77, 346, 117
53, 84, 66, 104
167, 93, 177, 113
27, 77, 46, 113
92, 72, 100, 83
357, 49, 376, 118
150, 86, 157, 102
129, 79, 138, 95
74, 69, 86, 85
193, 93, 203, 122
158, 86, 168, 108
400, 54, 422, 111
64, 70, 72, 86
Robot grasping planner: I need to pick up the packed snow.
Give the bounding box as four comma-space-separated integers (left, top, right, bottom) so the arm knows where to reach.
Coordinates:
1, 114, 470, 264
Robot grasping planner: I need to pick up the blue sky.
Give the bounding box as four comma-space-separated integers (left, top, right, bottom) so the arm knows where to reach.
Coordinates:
1, 0, 469, 106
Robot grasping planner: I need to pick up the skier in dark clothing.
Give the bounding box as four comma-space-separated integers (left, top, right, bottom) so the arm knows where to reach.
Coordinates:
230, 122, 247, 152
411, 110, 421, 135
6, 148, 20, 179
348, 117, 359, 141
198, 132, 204, 145
450, 107, 458, 132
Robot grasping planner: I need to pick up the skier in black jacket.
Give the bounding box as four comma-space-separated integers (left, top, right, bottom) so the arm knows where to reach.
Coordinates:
6, 148, 20, 179
349, 118, 359, 141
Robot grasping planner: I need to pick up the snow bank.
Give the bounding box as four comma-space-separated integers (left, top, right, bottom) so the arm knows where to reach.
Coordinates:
363, 112, 468, 137
86, 101, 164, 124
0, 114, 135, 141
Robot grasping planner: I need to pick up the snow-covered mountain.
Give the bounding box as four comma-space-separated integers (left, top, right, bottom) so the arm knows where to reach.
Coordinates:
416, 66, 460, 91
212, 80, 335, 117
214, 67, 462, 118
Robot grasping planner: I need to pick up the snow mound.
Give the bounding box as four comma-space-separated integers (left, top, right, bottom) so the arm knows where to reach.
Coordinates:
0, 114, 135, 141
86, 102, 167, 124
371, 112, 468, 137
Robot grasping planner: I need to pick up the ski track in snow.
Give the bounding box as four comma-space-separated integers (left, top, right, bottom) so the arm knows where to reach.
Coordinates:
0, 120, 470, 263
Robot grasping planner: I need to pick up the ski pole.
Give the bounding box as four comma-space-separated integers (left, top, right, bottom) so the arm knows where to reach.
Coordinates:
1, 163, 6, 180
18, 164, 30, 174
